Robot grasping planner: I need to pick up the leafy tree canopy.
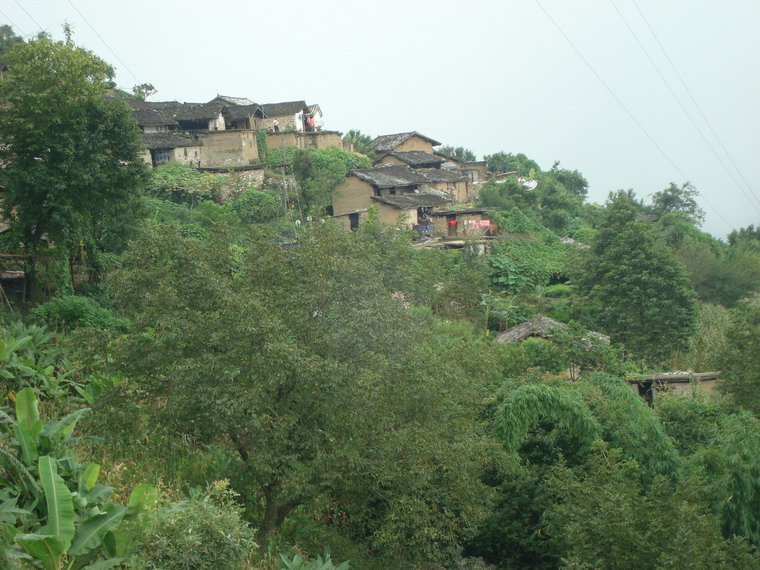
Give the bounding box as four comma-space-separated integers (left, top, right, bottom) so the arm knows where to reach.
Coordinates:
579, 191, 698, 363
484, 151, 540, 175
0, 36, 148, 298
438, 145, 477, 162
649, 182, 705, 226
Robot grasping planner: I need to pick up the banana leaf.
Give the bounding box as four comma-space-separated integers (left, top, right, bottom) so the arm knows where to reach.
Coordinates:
38, 456, 75, 550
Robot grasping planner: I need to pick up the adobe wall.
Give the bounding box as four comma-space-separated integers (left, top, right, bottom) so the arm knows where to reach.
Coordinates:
377, 155, 404, 166
267, 131, 343, 151
332, 177, 375, 215
198, 130, 259, 168
395, 136, 435, 154
171, 146, 202, 167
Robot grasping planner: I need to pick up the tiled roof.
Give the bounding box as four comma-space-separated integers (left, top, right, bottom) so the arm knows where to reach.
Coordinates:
261, 101, 308, 117
350, 165, 429, 189
214, 95, 254, 105
128, 100, 223, 122
380, 151, 445, 168
142, 132, 199, 150
132, 108, 179, 127
416, 168, 469, 183
223, 104, 264, 120
371, 187, 452, 209
369, 132, 442, 152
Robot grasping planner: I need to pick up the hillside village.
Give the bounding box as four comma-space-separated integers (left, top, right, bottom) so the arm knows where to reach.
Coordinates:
129, 94, 498, 238
1, 32, 760, 569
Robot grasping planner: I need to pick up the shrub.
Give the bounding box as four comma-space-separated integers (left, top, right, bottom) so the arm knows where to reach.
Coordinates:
233, 189, 279, 223
131, 481, 258, 570
31, 295, 129, 332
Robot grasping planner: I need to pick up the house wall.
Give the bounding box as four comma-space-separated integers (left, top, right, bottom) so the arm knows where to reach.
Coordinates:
198, 130, 258, 168
431, 213, 492, 237
394, 136, 435, 154
170, 145, 202, 167
377, 204, 415, 226
377, 155, 405, 166
427, 180, 468, 203
208, 112, 226, 131
266, 131, 343, 151
143, 125, 170, 134
333, 176, 376, 216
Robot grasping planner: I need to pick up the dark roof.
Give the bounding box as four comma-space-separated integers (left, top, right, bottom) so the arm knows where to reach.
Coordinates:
128, 100, 224, 122
132, 108, 179, 127
630, 372, 719, 384
223, 104, 264, 120
350, 165, 429, 188
128, 100, 223, 123
369, 132, 442, 152
379, 151, 446, 168
172, 102, 225, 122
371, 188, 452, 209
213, 95, 255, 105
495, 314, 610, 345
416, 168, 469, 183
142, 132, 199, 150
261, 100, 308, 117
429, 207, 497, 216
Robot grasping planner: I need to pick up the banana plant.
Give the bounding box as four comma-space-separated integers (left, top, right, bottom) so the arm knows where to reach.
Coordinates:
0, 388, 156, 568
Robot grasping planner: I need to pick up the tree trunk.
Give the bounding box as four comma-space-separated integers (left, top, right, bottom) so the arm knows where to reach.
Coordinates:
259, 485, 293, 540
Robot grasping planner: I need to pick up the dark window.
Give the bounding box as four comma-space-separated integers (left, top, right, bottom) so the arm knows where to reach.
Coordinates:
151, 149, 170, 166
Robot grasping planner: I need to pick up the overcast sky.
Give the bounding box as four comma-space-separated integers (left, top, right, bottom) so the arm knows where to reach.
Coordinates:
3, 0, 759, 238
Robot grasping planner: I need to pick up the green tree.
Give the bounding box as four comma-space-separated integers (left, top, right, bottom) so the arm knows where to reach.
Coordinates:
579, 191, 698, 362
649, 182, 705, 226
717, 295, 760, 415
0, 37, 148, 299
107, 224, 492, 565
483, 151, 540, 175
291, 147, 370, 216
549, 161, 589, 199
0, 24, 23, 55
342, 129, 374, 157
438, 145, 477, 162
147, 162, 220, 207
131, 82, 156, 101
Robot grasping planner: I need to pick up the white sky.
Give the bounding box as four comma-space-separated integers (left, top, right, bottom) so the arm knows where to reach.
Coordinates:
2, 0, 759, 239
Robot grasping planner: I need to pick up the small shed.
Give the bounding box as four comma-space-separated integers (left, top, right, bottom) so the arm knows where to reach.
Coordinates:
629, 372, 719, 404
495, 314, 609, 345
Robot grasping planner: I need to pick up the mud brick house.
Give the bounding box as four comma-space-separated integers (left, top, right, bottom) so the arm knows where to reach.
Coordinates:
375, 150, 446, 169
368, 132, 441, 154
260, 101, 323, 132
332, 164, 453, 230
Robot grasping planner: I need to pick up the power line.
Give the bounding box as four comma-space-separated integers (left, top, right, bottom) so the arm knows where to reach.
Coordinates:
64, 0, 142, 85
610, 0, 760, 217
533, 0, 734, 231
630, 0, 760, 216
12, 0, 42, 32
0, 9, 28, 38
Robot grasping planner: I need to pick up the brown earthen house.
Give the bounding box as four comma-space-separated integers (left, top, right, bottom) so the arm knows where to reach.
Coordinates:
129, 95, 326, 169
332, 165, 452, 230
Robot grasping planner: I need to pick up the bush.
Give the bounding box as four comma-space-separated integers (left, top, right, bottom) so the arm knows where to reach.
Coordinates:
30, 295, 129, 331
131, 481, 258, 570
234, 189, 280, 223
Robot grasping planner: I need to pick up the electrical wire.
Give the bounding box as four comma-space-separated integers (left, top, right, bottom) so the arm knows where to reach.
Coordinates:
12, 0, 42, 32
626, 0, 760, 215
0, 9, 28, 38
533, 0, 734, 231
64, 0, 142, 85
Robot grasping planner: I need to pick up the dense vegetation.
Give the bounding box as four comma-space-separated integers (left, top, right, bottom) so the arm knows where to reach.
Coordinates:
0, 33, 759, 569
